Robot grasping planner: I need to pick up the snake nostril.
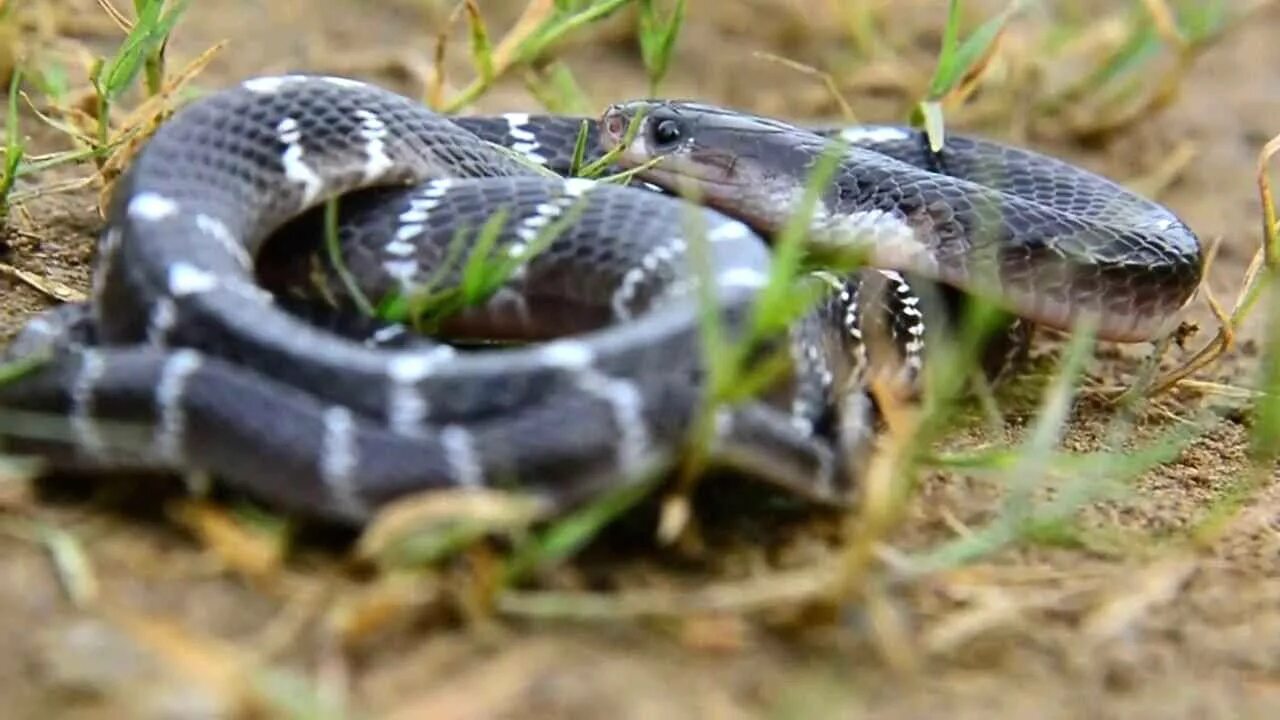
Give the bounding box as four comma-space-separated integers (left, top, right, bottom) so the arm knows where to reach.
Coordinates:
603, 112, 625, 141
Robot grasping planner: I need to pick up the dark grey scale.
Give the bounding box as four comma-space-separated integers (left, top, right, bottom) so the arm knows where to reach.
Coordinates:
450, 114, 676, 196
810, 127, 1202, 338
272, 295, 437, 351
815, 127, 1174, 226
348, 369, 701, 514
0, 343, 445, 521
451, 115, 608, 175
277, 177, 762, 343
0, 349, 161, 470
817, 150, 1198, 339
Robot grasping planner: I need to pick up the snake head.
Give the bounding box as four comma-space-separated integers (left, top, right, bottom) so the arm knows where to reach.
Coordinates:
599, 100, 839, 235
599, 100, 721, 191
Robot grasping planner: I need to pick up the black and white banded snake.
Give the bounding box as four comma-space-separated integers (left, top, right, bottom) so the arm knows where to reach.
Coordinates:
0, 75, 1203, 525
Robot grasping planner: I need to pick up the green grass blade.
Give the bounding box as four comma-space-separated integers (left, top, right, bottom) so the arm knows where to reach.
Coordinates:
323, 197, 377, 317
465, 0, 496, 84
38, 522, 98, 607
941, 1, 1019, 95
95, 0, 191, 101
637, 0, 686, 93
518, 0, 633, 65
459, 208, 514, 302
502, 470, 665, 584
998, 319, 1097, 525
745, 142, 844, 340
926, 0, 967, 99
916, 0, 1019, 149
577, 107, 648, 178
568, 119, 591, 177
523, 60, 592, 115
1251, 276, 1280, 464
0, 67, 24, 220
0, 343, 52, 387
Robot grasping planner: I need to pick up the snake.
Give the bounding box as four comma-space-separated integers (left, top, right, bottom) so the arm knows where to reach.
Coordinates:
0, 74, 1203, 526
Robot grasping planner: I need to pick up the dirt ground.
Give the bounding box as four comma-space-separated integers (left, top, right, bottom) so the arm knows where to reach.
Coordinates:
3, 1, 1280, 718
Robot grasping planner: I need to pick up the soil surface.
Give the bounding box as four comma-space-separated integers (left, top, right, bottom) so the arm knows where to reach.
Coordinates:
3, 1, 1280, 718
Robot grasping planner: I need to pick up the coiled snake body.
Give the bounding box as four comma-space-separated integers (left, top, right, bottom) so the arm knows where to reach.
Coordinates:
0, 75, 1202, 524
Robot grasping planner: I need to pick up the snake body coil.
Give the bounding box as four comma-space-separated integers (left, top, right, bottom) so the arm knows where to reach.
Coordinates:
0, 75, 1202, 524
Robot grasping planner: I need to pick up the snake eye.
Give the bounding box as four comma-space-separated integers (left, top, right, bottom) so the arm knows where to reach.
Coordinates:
649, 117, 684, 149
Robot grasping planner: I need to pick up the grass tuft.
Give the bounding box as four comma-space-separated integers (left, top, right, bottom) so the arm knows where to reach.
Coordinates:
1033, 0, 1240, 137
89, 0, 190, 158
433, 0, 633, 113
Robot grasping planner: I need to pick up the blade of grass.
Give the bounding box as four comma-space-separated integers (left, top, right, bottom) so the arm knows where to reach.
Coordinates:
38, 522, 99, 607
89, 0, 191, 158
521, 60, 593, 116
463, 0, 495, 86
751, 51, 858, 122
516, 0, 633, 64
358, 489, 549, 569
135, 0, 174, 96
441, 0, 632, 113
567, 119, 591, 177
322, 197, 377, 318
95, 0, 189, 101
386, 192, 589, 333
375, 221, 477, 324
1249, 279, 1280, 465
636, 0, 685, 94
0, 67, 23, 220
96, 0, 132, 31
502, 465, 668, 585
0, 342, 54, 385
0, 519, 98, 607
913, 0, 1021, 150
989, 319, 1098, 531
576, 107, 648, 178
379, 211, 509, 331
906, 412, 1208, 576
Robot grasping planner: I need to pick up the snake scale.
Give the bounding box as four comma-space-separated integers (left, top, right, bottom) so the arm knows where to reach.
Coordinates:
0, 75, 1203, 525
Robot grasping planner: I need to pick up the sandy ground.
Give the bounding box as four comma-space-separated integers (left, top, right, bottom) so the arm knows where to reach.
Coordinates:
2, 1, 1280, 718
